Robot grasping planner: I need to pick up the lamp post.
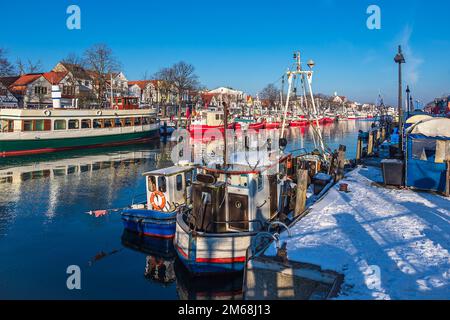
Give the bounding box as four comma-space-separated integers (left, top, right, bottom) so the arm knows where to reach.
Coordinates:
406, 85, 411, 114
394, 45, 406, 150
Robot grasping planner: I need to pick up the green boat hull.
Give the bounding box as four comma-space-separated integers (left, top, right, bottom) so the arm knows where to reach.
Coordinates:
0, 129, 159, 157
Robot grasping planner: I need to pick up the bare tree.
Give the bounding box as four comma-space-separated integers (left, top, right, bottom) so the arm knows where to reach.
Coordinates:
154, 61, 199, 121
83, 44, 120, 107
260, 84, 280, 109
16, 58, 43, 75
62, 53, 86, 67
0, 48, 15, 76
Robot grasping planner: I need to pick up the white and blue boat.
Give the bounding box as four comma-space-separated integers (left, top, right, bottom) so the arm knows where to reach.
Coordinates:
122, 164, 196, 239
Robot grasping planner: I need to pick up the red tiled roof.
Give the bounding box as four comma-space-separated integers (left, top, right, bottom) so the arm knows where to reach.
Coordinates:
10, 74, 42, 86
128, 80, 153, 90
43, 71, 67, 84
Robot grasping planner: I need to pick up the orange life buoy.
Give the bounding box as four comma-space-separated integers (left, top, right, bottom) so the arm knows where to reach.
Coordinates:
149, 191, 166, 211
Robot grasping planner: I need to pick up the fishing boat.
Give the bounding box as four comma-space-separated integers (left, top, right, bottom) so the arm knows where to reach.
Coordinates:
121, 163, 196, 238
289, 116, 309, 127
174, 152, 294, 274
263, 116, 281, 130
231, 116, 265, 131
0, 93, 160, 157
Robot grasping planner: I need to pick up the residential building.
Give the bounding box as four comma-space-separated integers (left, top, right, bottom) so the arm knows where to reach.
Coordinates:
128, 80, 157, 105
0, 80, 18, 108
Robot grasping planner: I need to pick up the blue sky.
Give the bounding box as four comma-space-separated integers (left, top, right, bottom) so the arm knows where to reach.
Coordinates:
0, 0, 449, 105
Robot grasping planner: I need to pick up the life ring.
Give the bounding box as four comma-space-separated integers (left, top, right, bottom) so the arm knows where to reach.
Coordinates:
44, 109, 51, 117
149, 191, 166, 211
96, 110, 102, 116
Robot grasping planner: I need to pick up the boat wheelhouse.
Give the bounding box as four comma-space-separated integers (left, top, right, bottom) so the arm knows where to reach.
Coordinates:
122, 164, 196, 238
0, 108, 159, 157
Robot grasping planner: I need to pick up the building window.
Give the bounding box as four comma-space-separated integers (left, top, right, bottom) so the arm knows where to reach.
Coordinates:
81, 119, 91, 129
68, 120, 79, 130
0, 89, 7, 96
62, 86, 76, 96
54, 120, 67, 130
34, 86, 48, 95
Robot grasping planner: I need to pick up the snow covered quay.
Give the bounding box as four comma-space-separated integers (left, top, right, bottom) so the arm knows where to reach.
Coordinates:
264, 165, 450, 300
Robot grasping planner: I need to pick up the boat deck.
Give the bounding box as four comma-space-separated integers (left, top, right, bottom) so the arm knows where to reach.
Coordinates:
260, 165, 450, 299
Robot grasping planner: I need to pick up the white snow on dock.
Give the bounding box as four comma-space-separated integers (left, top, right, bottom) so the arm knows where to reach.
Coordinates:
268, 166, 450, 300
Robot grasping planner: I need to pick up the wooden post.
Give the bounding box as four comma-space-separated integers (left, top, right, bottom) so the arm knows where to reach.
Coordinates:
336, 145, 346, 182
294, 169, 308, 217
445, 160, 450, 197
356, 136, 363, 163
367, 131, 374, 156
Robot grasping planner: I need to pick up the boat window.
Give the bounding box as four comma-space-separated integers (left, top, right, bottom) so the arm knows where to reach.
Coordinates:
148, 176, 156, 192
176, 174, 183, 191
34, 120, 46, 131
1, 120, 14, 133
103, 119, 114, 128
68, 120, 79, 130
114, 118, 122, 127
124, 118, 132, 127
149, 117, 156, 124
257, 174, 263, 191
142, 117, 150, 125
81, 119, 91, 129
54, 120, 67, 130
412, 139, 436, 162
93, 119, 103, 129
23, 120, 33, 131
158, 176, 167, 193
134, 117, 141, 126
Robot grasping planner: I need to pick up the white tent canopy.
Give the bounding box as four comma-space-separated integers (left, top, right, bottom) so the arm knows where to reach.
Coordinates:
405, 114, 432, 124
408, 118, 450, 138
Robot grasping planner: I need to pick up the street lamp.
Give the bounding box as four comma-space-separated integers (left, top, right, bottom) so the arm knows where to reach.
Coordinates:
394, 45, 405, 150
406, 85, 411, 114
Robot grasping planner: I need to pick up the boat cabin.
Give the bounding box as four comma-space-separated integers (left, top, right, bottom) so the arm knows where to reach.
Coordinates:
143, 165, 196, 211
189, 152, 289, 233
406, 118, 450, 193
201, 110, 224, 127
114, 97, 139, 110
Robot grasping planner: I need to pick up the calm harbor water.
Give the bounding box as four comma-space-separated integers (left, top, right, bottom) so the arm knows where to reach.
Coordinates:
0, 121, 372, 299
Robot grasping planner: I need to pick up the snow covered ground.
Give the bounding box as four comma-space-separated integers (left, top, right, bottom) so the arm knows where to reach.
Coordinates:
267, 166, 450, 300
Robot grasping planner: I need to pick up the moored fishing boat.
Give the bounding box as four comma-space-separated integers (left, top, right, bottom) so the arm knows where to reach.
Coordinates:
174, 152, 294, 274
122, 164, 196, 238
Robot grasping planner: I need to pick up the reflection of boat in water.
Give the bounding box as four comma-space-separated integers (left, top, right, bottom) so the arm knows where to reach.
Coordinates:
0, 144, 159, 185
175, 261, 243, 300
121, 230, 176, 284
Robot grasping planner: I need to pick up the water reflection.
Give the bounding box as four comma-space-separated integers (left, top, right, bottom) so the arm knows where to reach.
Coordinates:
0, 121, 376, 299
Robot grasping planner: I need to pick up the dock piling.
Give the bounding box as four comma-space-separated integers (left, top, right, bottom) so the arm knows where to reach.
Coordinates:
294, 169, 308, 217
